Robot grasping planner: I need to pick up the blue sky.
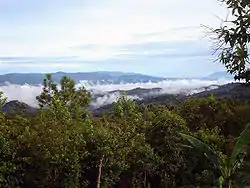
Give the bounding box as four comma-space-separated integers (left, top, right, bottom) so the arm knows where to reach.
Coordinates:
0, 0, 229, 77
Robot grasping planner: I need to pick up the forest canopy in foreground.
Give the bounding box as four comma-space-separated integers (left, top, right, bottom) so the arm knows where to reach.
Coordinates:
0, 73, 250, 188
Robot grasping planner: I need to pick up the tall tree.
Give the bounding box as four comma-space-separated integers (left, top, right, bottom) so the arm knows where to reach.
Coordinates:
212, 0, 250, 82
0, 91, 6, 109
36, 74, 91, 118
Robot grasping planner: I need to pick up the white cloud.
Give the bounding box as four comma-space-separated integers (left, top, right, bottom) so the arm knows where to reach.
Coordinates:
0, 84, 42, 106
87, 78, 233, 108
0, 78, 233, 108
90, 92, 141, 108
81, 78, 231, 93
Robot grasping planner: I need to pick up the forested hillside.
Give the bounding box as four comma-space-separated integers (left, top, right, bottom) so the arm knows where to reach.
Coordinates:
0, 73, 250, 187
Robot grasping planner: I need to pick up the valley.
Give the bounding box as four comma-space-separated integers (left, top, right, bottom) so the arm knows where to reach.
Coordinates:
0, 71, 242, 116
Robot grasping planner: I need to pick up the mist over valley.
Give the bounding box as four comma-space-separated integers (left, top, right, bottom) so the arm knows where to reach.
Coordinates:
0, 71, 236, 113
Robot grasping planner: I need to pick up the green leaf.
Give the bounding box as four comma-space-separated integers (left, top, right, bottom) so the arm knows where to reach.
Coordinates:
218, 176, 224, 188
230, 123, 250, 169
179, 133, 220, 169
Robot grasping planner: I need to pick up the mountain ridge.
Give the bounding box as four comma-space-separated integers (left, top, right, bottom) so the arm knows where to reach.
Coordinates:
0, 71, 166, 85
0, 71, 232, 85
202, 71, 234, 80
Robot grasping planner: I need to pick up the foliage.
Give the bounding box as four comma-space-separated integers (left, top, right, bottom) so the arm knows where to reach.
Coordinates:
0, 134, 20, 188
176, 96, 250, 138
0, 91, 7, 109
180, 122, 250, 188
108, 95, 158, 187
144, 109, 188, 187
36, 74, 91, 118
212, 0, 250, 81
0, 75, 250, 187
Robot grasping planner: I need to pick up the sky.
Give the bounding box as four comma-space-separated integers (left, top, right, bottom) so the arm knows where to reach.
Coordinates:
0, 0, 230, 77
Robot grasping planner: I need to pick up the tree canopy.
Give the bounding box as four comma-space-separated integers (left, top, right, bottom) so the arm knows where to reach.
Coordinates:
213, 0, 250, 81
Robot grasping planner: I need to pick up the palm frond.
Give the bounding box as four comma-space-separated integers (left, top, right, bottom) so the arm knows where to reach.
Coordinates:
179, 133, 220, 169
230, 123, 250, 168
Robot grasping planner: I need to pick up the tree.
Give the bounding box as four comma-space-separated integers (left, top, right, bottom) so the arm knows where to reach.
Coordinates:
107, 94, 157, 188
180, 122, 250, 188
113, 93, 142, 121
212, 0, 250, 82
1, 93, 90, 187
0, 134, 20, 187
0, 91, 6, 109
36, 74, 91, 119
145, 109, 189, 187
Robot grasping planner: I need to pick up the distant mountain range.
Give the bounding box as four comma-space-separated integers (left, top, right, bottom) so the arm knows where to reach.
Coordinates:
0, 71, 166, 85
0, 71, 233, 85
202, 71, 234, 80
0, 70, 239, 115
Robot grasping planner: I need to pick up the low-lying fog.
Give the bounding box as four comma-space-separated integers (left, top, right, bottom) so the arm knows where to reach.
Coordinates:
0, 78, 233, 109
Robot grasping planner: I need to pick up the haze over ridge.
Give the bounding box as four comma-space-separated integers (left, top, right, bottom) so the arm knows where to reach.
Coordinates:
0, 71, 233, 108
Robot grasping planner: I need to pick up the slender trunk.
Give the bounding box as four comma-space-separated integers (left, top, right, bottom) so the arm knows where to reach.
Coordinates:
223, 179, 232, 188
143, 171, 147, 188
97, 155, 104, 188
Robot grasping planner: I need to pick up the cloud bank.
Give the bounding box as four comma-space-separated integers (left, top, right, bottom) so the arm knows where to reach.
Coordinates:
0, 78, 233, 109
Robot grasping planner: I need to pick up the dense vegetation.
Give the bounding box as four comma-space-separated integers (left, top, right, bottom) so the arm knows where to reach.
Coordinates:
0, 73, 250, 188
